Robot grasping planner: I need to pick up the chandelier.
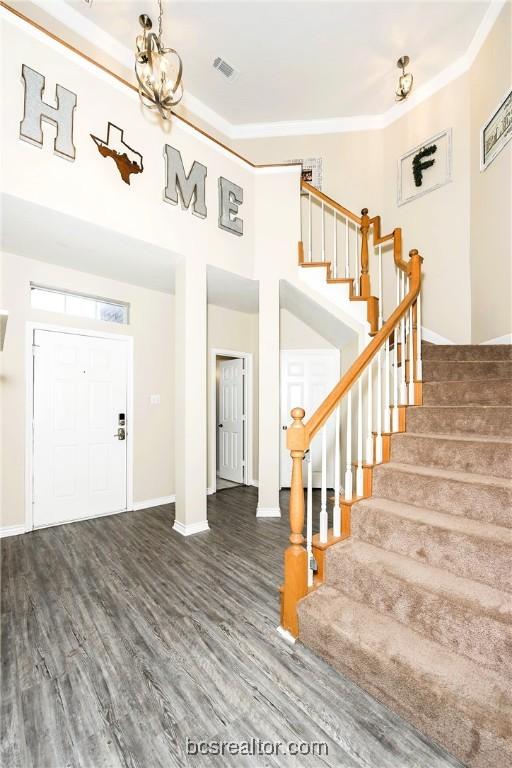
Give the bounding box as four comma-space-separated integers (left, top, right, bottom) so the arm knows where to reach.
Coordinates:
135, 0, 183, 119
395, 55, 413, 102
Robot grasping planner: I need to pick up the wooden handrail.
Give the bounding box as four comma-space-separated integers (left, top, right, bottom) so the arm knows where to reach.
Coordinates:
370, 216, 408, 273
301, 181, 361, 225
287, 249, 422, 450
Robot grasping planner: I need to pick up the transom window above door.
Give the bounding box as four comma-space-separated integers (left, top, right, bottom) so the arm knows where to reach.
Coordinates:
30, 284, 129, 325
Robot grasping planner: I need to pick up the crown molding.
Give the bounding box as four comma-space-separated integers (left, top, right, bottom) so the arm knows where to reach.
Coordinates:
27, 0, 508, 141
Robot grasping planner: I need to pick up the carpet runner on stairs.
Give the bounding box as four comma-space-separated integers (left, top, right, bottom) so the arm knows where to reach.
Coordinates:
297, 342, 512, 768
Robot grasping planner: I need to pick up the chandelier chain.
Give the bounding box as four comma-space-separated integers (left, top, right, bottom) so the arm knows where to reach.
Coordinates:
158, 0, 163, 40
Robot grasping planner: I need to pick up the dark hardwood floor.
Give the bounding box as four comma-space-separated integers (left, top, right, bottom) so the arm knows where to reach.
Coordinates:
1, 487, 463, 768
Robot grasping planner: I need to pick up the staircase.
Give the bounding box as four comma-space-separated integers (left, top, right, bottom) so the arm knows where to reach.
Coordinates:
298, 342, 512, 768
280, 181, 511, 767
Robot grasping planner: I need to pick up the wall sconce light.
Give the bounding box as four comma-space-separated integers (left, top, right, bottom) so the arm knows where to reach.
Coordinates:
135, 0, 183, 120
395, 55, 414, 102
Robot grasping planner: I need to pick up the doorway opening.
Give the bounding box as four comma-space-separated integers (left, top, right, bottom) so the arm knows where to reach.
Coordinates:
209, 349, 253, 494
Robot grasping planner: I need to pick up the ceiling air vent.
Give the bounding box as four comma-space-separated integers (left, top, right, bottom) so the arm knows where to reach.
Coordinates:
213, 57, 237, 81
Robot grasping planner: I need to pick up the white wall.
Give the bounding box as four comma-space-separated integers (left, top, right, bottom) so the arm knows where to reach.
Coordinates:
470, 2, 512, 343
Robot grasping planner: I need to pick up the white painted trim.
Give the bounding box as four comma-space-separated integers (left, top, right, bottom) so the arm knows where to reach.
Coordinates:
0, 524, 26, 539
256, 506, 281, 518
172, 519, 210, 536
276, 625, 296, 644
421, 326, 455, 345
132, 495, 175, 511
250, 479, 259, 488
25, 322, 134, 532
8, 0, 507, 141
206, 487, 215, 495
33, 506, 128, 530
209, 348, 253, 495
480, 333, 512, 345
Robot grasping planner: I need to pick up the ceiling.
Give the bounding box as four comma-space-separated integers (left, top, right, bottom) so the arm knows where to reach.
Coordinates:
9, 1, 502, 135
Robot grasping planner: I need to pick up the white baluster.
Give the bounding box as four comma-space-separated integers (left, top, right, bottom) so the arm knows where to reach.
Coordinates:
399, 271, 407, 404
375, 348, 383, 463
321, 202, 325, 262
308, 193, 312, 261
344, 390, 353, 500
354, 225, 360, 296
408, 303, 415, 404
384, 336, 391, 433
344, 218, 350, 278
333, 211, 337, 278
320, 426, 328, 543
356, 377, 364, 496
306, 449, 313, 587
365, 359, 373, 463
333, 405, 341, 537
416, 293, 423, 382
378, 244, 383, 329
392, 267, 400, 431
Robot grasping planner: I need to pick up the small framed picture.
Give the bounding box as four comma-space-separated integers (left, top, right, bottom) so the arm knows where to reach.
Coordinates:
288, 157, 323, 190
480, 88, 512, 171
397, 129, 452, 206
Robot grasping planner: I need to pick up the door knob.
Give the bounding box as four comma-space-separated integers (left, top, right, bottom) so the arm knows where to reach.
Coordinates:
282, 425, 288, 430
218, 424, 223, 428
114, 427, 126, 440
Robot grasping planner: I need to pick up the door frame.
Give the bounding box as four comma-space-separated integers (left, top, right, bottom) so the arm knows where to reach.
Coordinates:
280, 348, 341, 488
25, 321, 134, 532
209, 348, 253, 495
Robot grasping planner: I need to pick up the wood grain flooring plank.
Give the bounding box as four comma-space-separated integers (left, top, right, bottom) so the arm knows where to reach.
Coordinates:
1, 487, 463, 768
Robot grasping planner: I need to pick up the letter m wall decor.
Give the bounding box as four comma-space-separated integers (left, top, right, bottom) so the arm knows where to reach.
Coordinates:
397, 128, 452, 206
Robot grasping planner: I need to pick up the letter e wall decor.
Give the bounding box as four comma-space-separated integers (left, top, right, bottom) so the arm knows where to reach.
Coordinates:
218, 176, 243, 236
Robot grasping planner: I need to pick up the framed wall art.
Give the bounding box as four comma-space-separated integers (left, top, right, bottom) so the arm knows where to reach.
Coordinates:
480, 88, 512, 171
288, 157, 323, 190
397, 129, 452, 206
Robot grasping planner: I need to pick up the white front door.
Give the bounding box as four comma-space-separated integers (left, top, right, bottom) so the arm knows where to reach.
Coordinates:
280, 349, 340, 488
32, 329, 129, 528
218, 357, 244, 483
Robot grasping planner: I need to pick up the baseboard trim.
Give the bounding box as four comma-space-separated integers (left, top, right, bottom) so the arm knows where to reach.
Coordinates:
0, 524, 26, 539
206, 487, 215, 495
172, 519, 210, 536
256, 506, 281, 518
276, 625, 296, 644
480, 333, 512, 345
250, 479, 259, 487
422, 327, 454, 345
133, 495, 175, 511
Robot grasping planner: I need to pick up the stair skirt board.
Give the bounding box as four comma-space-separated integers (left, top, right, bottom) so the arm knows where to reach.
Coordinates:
298, 342, 512, 768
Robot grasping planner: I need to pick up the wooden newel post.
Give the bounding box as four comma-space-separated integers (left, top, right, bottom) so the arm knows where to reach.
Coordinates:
360, 208, 371, 298
281, 407, 308, 637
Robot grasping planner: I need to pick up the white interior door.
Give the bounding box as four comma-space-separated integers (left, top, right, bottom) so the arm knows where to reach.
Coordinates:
218, 357, 244, 483
32, 329, 129, 528
280, 349, 340, 488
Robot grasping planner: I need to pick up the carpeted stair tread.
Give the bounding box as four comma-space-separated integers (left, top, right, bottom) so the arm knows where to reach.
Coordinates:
372, 462, 512, 527
421, 343, 512, 361
298, 587, 512, 768
406, 404, 512, 437
422, 378, 512, 406
423, 359, 512, 381
324, 539, 512, 677
390, 432, 512, 478
350, 496, 512, 590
